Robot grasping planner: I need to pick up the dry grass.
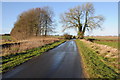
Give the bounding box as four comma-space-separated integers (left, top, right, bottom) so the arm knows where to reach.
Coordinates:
1, 37, 60, 56
81, 39, 118, 58
80, 39, 119, 73
76, 39, 119, 78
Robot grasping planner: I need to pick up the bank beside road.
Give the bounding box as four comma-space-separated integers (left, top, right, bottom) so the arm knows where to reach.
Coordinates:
2, 40, 65, 74
75, 39, 119, 78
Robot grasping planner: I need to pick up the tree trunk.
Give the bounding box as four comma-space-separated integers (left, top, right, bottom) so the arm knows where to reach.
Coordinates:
45, 18, 47, 37
77, 28, 84, 39
77, 24, 84, 39
82, 11, 88, 38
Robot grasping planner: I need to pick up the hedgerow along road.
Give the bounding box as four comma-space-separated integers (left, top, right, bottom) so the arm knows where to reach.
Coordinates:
3, 40, 84, 78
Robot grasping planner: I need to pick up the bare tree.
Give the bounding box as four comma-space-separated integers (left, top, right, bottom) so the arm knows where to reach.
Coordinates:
11, 7, 54, 40
60, 3, 105, 38
43, 7, 54, 36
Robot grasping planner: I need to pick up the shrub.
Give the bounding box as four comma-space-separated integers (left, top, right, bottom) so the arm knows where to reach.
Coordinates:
63, 33, 72, 39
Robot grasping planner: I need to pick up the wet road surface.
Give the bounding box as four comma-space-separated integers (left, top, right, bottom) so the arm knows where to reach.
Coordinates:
3, 40, 84, 78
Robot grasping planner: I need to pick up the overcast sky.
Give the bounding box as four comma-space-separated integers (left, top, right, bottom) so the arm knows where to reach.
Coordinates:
1, 2, 118, 36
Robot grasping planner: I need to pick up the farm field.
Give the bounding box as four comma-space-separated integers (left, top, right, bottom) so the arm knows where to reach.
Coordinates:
85, 36, 118, 40
94, 41, 118, 49
2, 35, 11, 40
1, 35, 64, 45
1, 35, 12, 45
85, 36, 118, 49
1, 35, 63, 56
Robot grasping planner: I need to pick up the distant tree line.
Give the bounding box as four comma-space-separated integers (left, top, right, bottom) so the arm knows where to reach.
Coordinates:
1, 34, 10, 36
11, 7, 54, 40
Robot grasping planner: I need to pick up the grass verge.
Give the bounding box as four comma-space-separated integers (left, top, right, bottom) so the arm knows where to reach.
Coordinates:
1, 40, 65, 73
75, 39, 118, 78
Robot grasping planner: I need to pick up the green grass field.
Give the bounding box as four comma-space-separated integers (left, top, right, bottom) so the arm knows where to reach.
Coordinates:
75, 39, 118, 78
85, 36, 118, 40
94, 41, 118, 49
85, 36, 118, 49
2, 36, 11, 41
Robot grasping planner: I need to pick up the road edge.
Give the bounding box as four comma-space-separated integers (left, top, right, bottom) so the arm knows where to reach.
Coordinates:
74, 39, 89, 78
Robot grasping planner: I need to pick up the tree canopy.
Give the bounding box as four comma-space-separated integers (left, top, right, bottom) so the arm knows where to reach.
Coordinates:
11, 7, 54, 40
60, 3, 105, 38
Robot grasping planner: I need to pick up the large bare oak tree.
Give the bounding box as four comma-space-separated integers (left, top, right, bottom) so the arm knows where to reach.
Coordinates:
60, 3, 105, 38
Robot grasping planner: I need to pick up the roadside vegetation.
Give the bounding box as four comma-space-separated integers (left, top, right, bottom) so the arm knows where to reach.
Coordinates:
1, 40, 65, 73
75, 39, 119, 78
81, 39, 118, 72
1, 36, 60, 56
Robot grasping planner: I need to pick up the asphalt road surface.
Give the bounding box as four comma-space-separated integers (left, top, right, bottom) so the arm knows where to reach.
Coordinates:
3, 40, 84, 78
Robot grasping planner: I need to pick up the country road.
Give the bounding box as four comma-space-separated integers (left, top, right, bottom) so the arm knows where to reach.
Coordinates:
3, 40, 84, 78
